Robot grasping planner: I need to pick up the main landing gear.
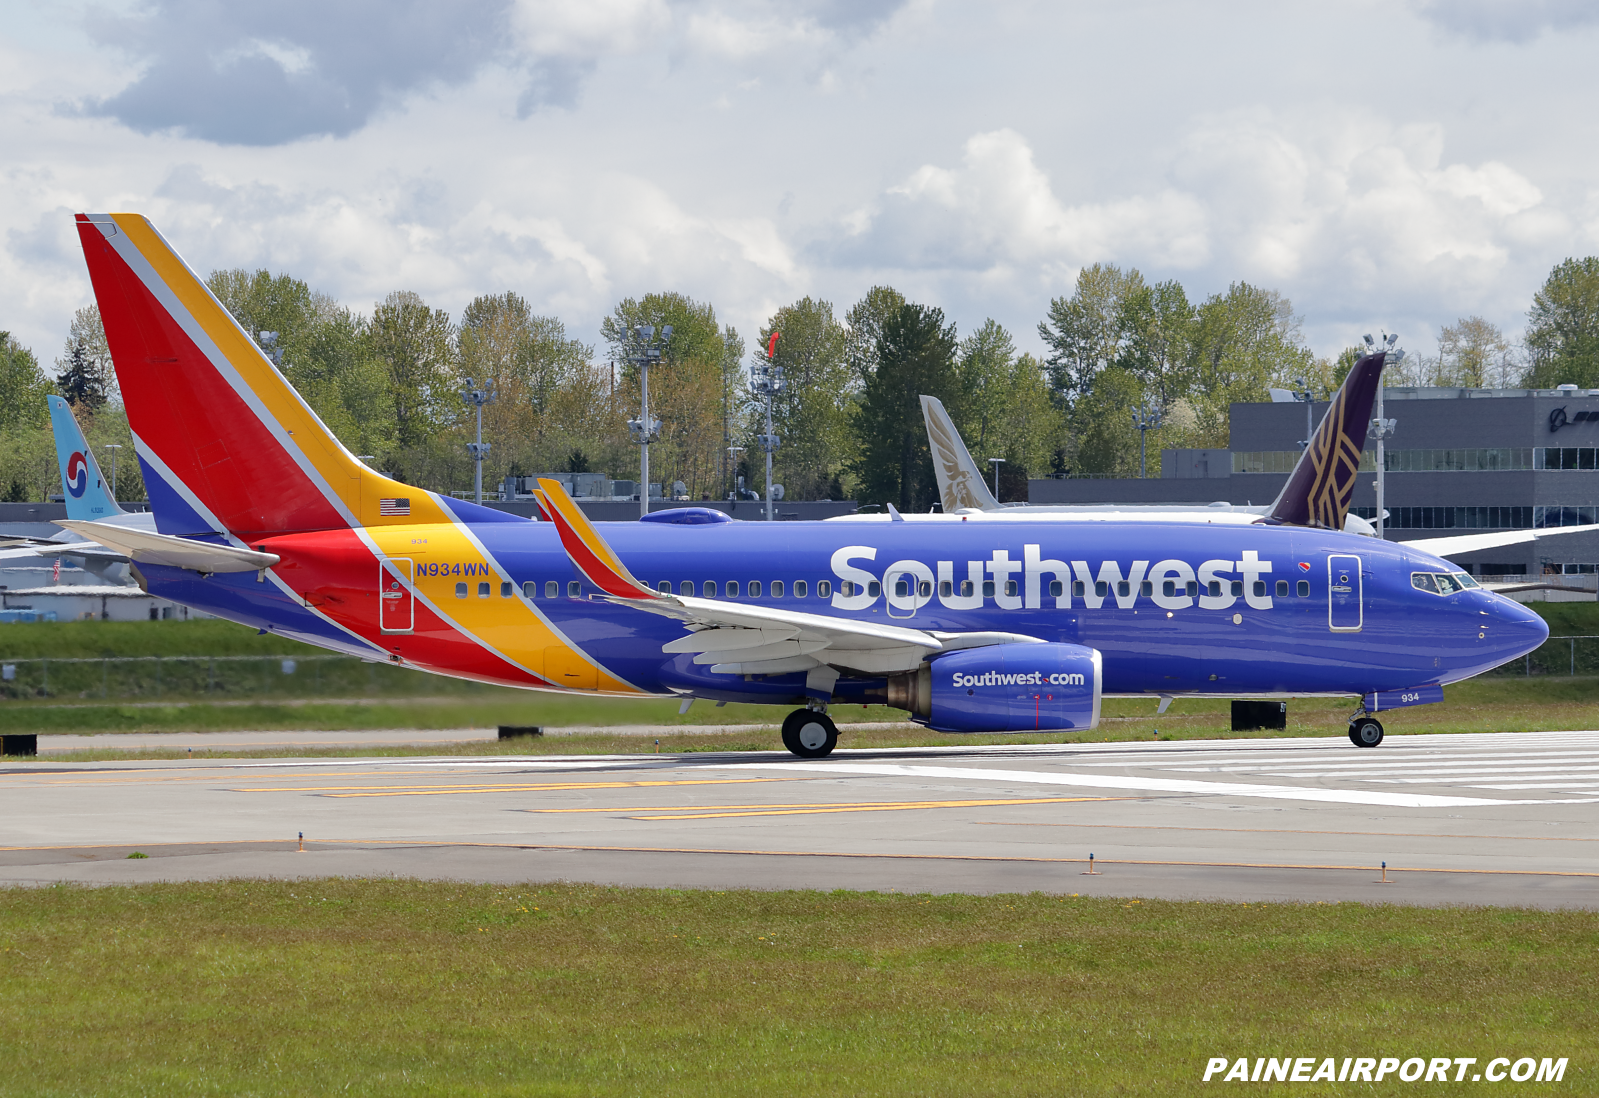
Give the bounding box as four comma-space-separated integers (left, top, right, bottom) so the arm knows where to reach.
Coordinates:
1348, 714, 1384, 748
782, 708, 839, 758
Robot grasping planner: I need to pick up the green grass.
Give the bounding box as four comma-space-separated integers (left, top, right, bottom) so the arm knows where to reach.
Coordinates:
0, 880, 1590, 1096
0, 618, 311, 659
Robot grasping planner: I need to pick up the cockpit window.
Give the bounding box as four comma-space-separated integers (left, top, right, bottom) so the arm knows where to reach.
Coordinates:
1414, 571, 1471, 595
1455, 572, 1480, 588
1435, 573, 1464, 594
1411, 572, 1438, 593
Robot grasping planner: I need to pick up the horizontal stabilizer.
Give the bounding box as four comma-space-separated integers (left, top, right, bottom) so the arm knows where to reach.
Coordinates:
55, 520, 278, 573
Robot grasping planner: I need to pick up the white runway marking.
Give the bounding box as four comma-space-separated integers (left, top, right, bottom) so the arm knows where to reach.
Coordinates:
733, 762, 1594, 808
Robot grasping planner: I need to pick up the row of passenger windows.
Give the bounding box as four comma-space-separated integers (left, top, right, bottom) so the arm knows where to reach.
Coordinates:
450, 576, 1316, 600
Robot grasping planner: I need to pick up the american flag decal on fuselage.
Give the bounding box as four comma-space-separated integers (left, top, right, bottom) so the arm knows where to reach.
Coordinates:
379, 498, 410, 516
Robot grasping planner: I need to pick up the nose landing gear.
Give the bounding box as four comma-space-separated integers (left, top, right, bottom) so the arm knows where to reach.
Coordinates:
1348, 714, 1384, 747
781, 708, 839, 758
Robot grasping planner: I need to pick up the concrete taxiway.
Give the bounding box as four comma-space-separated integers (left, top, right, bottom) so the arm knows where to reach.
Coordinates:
3, 730, 1597, 907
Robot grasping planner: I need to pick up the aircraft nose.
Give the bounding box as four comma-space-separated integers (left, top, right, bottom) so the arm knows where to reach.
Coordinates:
1486, 595, 1548, 661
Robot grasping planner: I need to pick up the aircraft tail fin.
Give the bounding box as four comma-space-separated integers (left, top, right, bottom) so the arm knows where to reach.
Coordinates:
921, 395, 1000, 512
535, 479, 659, 600
1264, 351, 1387, 531
48, 395, 127, 520
72, 213, 459, 542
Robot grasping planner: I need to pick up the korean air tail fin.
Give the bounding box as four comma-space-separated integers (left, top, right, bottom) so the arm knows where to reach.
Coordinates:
48, 395, 127, 520
1264, 350, 1387, 531
921, 395, 1001, 512
72, 213, 475, 542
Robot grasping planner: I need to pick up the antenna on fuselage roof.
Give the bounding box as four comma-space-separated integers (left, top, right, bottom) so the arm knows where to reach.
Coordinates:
1262, 348, 1390, 532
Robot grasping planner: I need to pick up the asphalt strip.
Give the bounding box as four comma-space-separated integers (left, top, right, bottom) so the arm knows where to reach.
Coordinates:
731, 761, 1599, 809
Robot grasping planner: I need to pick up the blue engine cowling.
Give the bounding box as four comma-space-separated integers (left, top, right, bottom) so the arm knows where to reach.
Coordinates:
923, 643, 1102, 733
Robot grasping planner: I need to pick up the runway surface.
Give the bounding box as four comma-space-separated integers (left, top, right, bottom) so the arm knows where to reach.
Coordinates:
4, 730, 1598, 907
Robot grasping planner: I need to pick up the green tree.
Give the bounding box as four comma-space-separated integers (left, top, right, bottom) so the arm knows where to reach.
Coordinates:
1069, 366, 1143, 477
0, 333, 53, 431
56, 342, 106, 411
753, 297, 852, 501
369, 291, 457, 480
853, 303, 959, 511
1115, 279, 1194, 407
1185, 282, 1315, 446
1037, 264, 1147, 403
1525, 257, 1599, 389
844, 285, 906, 387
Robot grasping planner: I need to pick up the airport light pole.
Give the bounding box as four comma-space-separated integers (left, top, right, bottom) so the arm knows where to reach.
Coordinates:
987, 457, 1005, 500
102, 444, 121, 499
752, 331, 783, 521
1292, 377, 1313, 450
726, 445, 744, 501
1366, 333, 1402, 540
1131, 401, 1162, 478
626, 325, 672, 518
461, 377, 496, 504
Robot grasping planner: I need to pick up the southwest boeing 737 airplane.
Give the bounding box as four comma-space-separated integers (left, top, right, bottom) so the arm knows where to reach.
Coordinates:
65, 213, 1550, 756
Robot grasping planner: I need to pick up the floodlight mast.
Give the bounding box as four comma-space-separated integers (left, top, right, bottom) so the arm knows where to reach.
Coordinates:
102, 443, 121, 498
753, 331, 783, 521
987, 456, 1005, 499
461, 377, 496, 503
1131, 400, 1161, 478
626, 325, 671, 518
1367, 332, 1402, 540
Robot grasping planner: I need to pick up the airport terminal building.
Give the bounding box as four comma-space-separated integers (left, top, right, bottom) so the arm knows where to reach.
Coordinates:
1030, 384, 1599, 579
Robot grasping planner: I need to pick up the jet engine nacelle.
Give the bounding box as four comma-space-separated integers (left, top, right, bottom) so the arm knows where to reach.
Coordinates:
888, 642, 1102, 733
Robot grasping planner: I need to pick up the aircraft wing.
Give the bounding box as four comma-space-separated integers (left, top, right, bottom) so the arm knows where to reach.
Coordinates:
534, 479, 1040, 677
55, 520, 278, 573
1402, 524, 1599, 558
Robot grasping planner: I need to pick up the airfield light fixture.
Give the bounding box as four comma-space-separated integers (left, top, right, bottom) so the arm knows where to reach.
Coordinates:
627, 324, 672, 517
987, 457, 1006, 499
752, 330, 784, 520
460, 376, 497, 504
1130, 401, 1162, 479
102, 443, 122, 498
1367, 332, 1404, 540
1292, 376, 1313, 451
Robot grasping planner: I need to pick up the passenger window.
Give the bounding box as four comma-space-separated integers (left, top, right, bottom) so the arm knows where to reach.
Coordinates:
726, 581, 740, 597
962, 580, 975, 597
750, 580, 762, 597
455, 582, 467, 598
1275, 580, 1288, 597
1162, 580, 1176, 598
772, 580, 784, 597
795, 580, 808, 597
1073, 581, 1085, 598
658, 580, 671, 594
501, 581, 512, 598
523, 581, 536, 599
1094, 581, 1107, 598
1255, 581, 1268, 598
478, 582, 491, 598
842, 581, 856, 597
895, 578, 911, 598
868, 581, 881, 597
1117, 581, 1130, 598
680, 580, 694, 596
984, 580, 997, 598
939, 580, 953, 597
1231, 580, 1243, 597
1186, 581, 1198, 597
703, 581, 716, 597
1140, 581, 1152, 596
568, 580, 581, 597
1048, 580, 1063, 597
1005, 580, 1018, 597
545, 580, 557, 598
1296, 580, 1309, 597
918, 581, 932, 598
1207, 581, 1221, 597
817, 580, 830, 597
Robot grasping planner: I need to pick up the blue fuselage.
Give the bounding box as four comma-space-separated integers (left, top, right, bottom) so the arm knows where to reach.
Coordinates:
141, 516, 1550, 704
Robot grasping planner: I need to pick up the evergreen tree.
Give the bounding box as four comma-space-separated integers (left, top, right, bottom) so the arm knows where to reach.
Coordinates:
852, 303, 959, 511
57, 342, 107, 411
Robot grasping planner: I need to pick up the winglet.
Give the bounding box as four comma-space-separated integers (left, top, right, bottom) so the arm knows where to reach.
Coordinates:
1263, 351, 1387, 531
921, 395, 1000, 512
536, 478, 657, 600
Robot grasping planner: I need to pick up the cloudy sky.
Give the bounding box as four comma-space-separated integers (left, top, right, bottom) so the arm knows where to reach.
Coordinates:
4, 0, 1598, 368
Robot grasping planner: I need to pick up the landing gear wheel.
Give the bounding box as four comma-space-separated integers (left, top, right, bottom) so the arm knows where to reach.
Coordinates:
782, 710, 838, 758
1349, 717, 1384, 748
